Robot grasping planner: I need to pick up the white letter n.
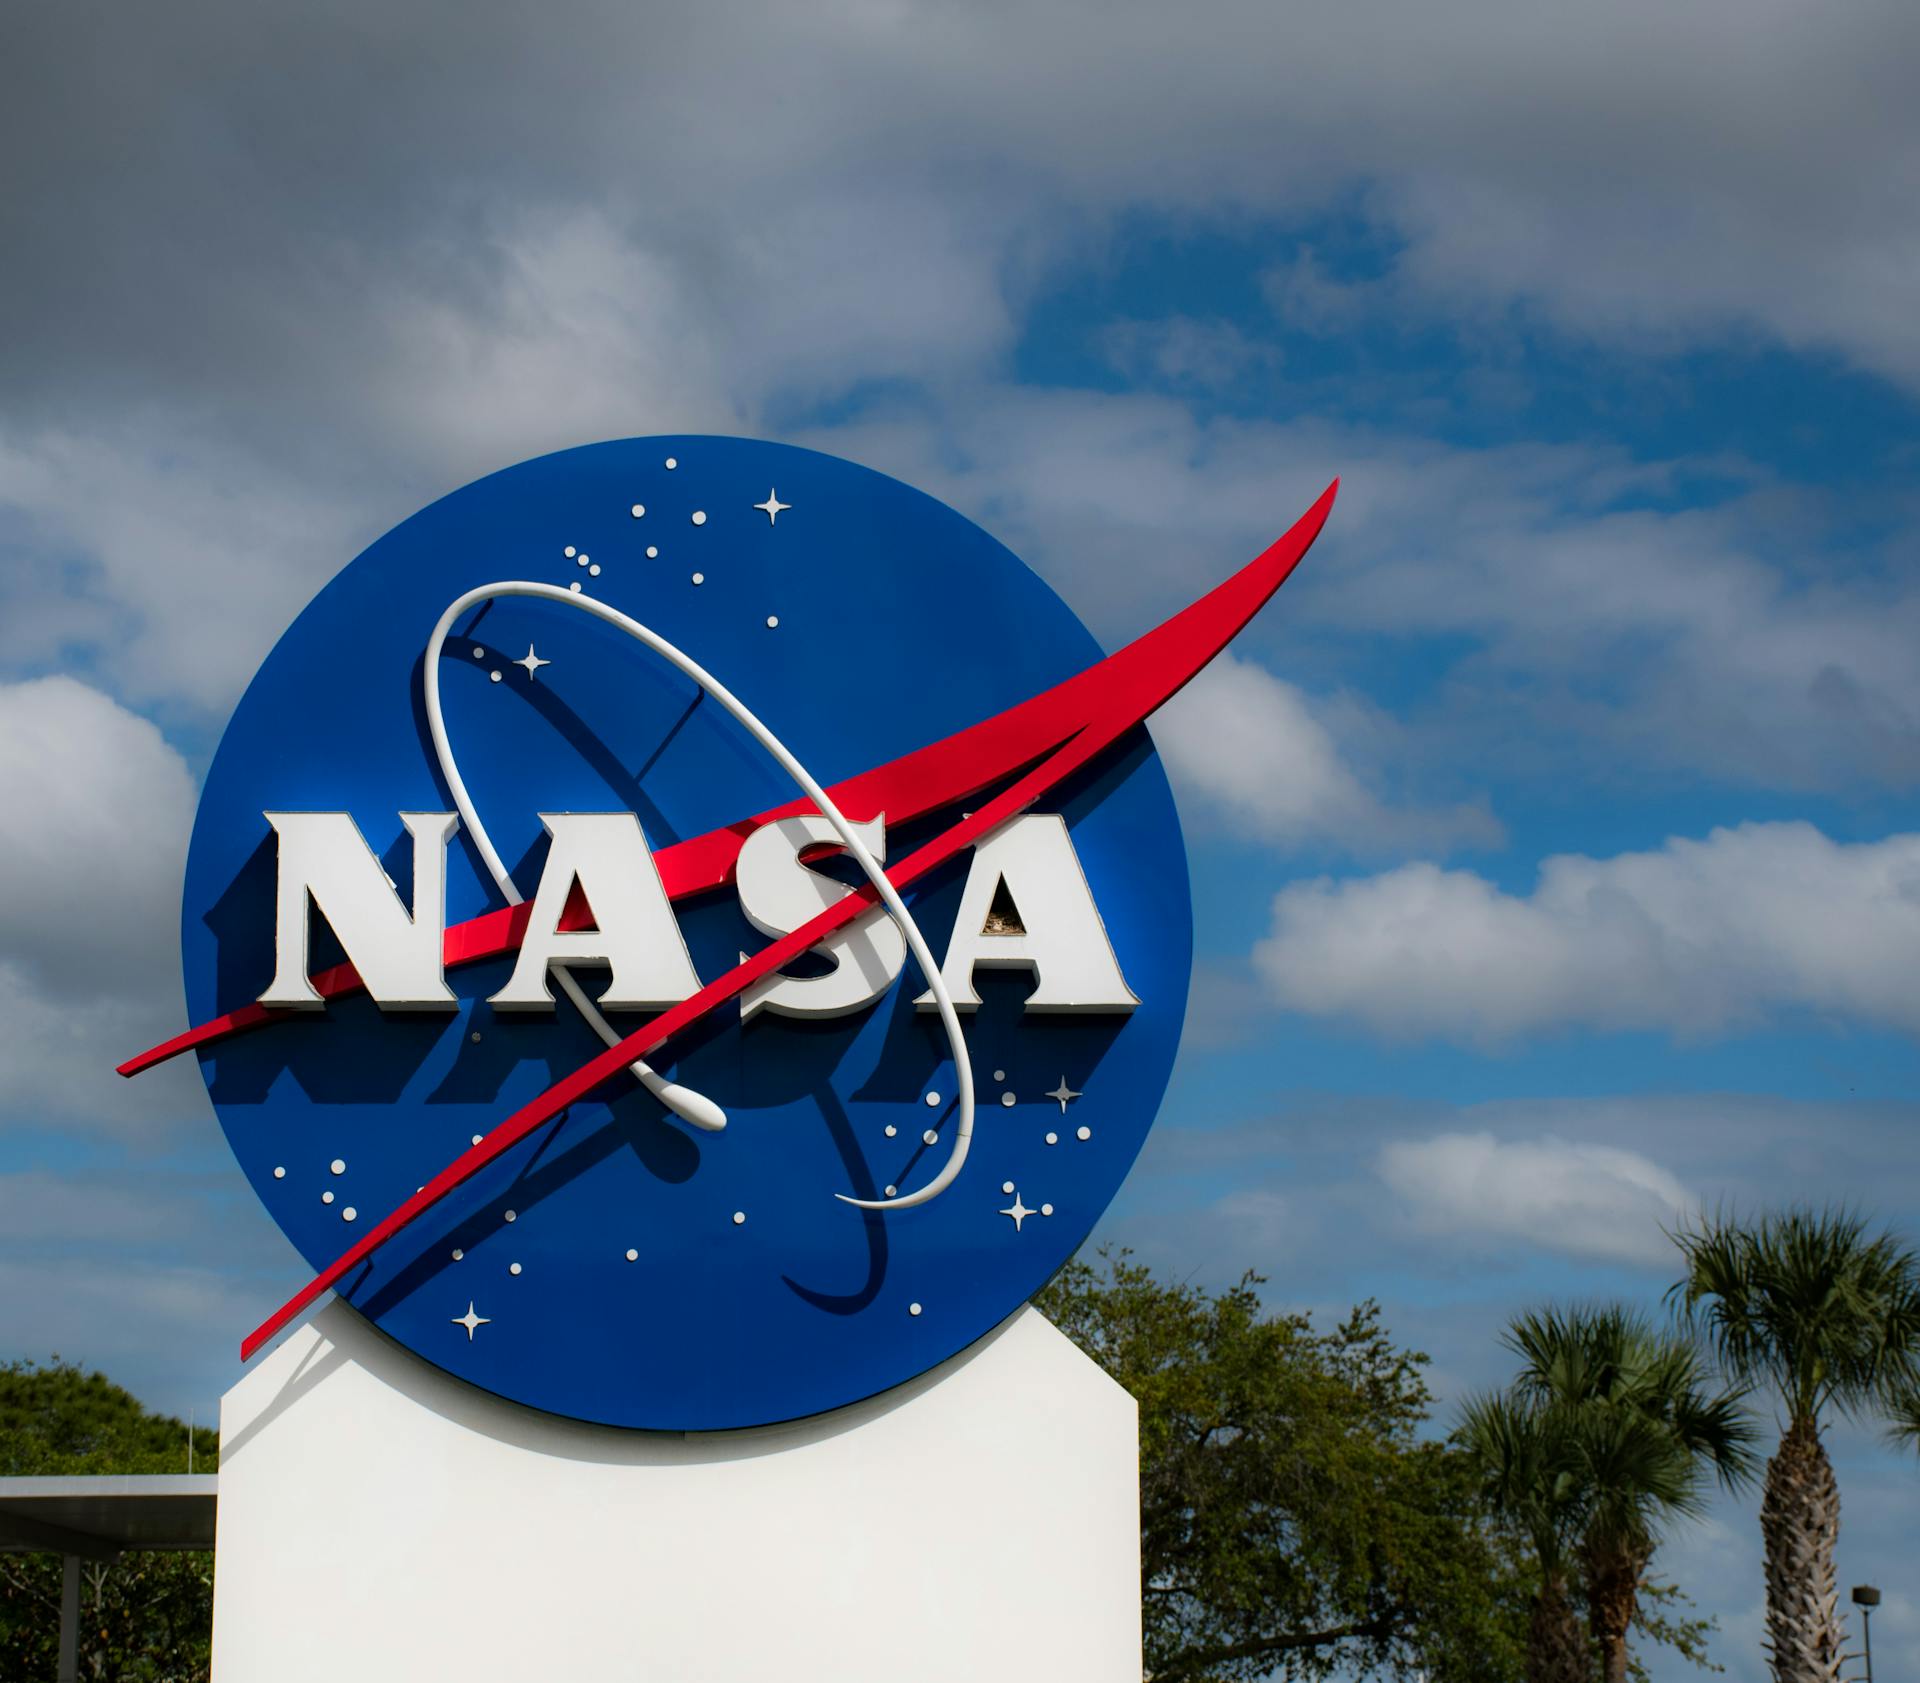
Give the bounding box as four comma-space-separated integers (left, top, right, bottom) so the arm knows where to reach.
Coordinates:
259, 812, 459, 1010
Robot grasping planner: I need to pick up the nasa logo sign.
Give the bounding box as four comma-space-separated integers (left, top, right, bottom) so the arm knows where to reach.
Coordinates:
123, 437, 1335, 1430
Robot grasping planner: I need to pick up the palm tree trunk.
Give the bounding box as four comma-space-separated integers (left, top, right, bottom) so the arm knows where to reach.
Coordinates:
1528, 1575, 1589, 1683
1586, 1541, 1648, 1683
1761, 1416, 1845, 1683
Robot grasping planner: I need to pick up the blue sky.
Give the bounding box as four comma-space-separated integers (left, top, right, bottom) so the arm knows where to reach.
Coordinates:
4, 3, 1919, 1675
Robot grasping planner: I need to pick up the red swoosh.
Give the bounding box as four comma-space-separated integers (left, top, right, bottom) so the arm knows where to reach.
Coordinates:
218, 481, 1337, 1360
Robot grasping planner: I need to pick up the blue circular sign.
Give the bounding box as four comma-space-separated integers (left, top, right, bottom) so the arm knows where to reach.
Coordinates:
184, 437, 1192, 1429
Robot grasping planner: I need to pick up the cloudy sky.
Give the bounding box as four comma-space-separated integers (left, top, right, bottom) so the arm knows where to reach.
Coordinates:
5, 1, 1919, 1674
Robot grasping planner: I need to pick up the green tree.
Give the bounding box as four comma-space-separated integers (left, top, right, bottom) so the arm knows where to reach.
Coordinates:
1627, 1581, 1723, 1682
1455, 1392, 1588, 1683
1040, 1251, 1531, 1682
0, 1359, 217, 1683
1504, 1307, 1755, 1683
1669, 1209, 1920, 1683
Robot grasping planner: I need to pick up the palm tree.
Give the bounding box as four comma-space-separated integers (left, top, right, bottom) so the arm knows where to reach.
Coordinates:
1887, 1379, 1920, 1454
1670, 1208, 1920, 1683
1457, 1393, 1590, 1683
1505, 1306, 1757, 1683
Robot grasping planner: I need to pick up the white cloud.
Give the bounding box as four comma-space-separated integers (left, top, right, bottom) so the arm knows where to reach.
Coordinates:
1311, 469, 1920, 794
1262, 249, 1390, 334
0, 677, 205, 1131
6, 0, 1920, 400
1155, 652, 1501, 854
0, 1253, 269, 1418
0, 1159, 296, 1413
1254, 821, 1920, 1043
1099, 317, 1282, 391
828, 391, 1920, 798
0, 676, 194, 997
0, 429, 369, 713
1155, 656, 1382, 841
1377, 1130, 1692, 1265
1205, 1188, 1303, 1262
0, 7, 1914, 789
0, 964, 206, 1136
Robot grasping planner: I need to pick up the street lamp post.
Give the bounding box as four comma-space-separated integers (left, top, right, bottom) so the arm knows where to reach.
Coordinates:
1852, 1585, 1880, 1683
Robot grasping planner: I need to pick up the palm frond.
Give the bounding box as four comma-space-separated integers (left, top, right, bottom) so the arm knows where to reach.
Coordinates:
1886, 1380, 1920, 1454
1455, 1392, 1586, 1579
1670, 1205, 1920, 1424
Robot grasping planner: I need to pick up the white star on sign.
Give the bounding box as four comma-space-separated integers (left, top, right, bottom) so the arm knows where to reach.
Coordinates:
514, 644, 550, 679
452, 1302, 491, 1341
1045, 1077, 1082, 1115
999, 1194, 1036, 1232
753, 489, 790, 525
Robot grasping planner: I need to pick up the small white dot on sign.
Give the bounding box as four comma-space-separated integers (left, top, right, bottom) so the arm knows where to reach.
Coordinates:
993, 1069, 1006, 1082
884, 1124, 897, 1138
322, 1190, 335, 1205
342, 1207, 357, 1222
509, 1262, 523, 1276
647, 545, 659, 558
472, 1134, 483, 1146
504, 1209, 517, 1223
924, 1092, 941, 1108
732, 1211, 746, 1226
452, 1248, 464, 1261
922, 1129, 938, 1146
909, 1302, 923, 1317
691, 510, 707, 526
331, 1159, 346, 1174
569, 582, 583, 593
576, 554, 589, 568
665, 457, 678, 469
272, 1166, 286, 1179
1041, 1203, 1054, 1217
691, 572, 704, 585
490, 670, 502, 683
625, 1248, 638, 1262
472, 646, 484, 659
1045, 1131, 1059, 1145
588, 564, 601, 577
470, 1031, 482, 1043
1077, 1126, 1092, 1141
1002, 1181, 1015, 1194
885, 1185, 898, 1198
564, 545, 577, 559
631, 504, 646, 518
1001, 1092, 1016, 1108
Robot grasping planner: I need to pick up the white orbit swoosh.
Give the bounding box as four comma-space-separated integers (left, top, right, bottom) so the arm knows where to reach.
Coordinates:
422, 580, 974, 1211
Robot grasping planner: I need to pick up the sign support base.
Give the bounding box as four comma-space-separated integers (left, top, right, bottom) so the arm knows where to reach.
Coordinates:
212, 1301, 1140, 1681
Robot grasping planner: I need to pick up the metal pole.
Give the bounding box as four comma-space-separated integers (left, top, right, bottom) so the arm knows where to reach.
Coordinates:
1862, 1604, 1873, 1683
57, 1553, 79, 1683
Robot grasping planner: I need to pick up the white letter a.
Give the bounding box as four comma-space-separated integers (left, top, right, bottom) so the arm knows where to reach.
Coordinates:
917, 813, 1138, 1014
489, 813, 701, 1012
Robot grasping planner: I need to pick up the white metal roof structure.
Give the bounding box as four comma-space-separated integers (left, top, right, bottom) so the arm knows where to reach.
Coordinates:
0, 1476, 218, 1683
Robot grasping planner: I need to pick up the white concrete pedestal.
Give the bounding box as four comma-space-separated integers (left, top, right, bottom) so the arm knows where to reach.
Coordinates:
212, 1303, 1140, 1681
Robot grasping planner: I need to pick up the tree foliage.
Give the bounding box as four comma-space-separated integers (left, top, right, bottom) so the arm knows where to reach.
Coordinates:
1628, 1581, 1723, 1681
0, 1359, 217, 1683
1038, 1250, 1531, 1682
1490, 1306, 1754, 1683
